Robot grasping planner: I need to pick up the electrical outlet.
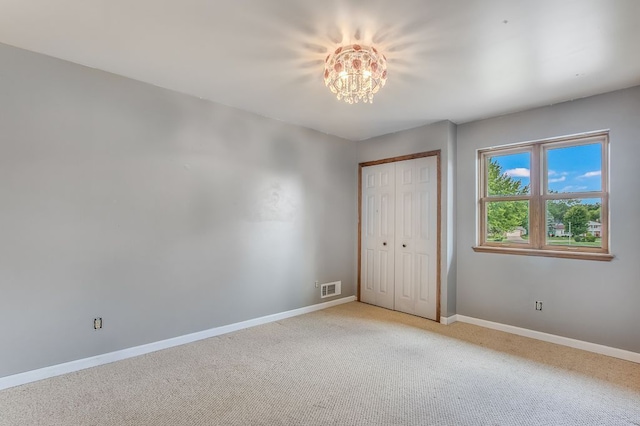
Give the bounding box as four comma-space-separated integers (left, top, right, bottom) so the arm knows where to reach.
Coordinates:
94, 317, 103, 330
315, 281, 319, 288
535, 301, 543, 311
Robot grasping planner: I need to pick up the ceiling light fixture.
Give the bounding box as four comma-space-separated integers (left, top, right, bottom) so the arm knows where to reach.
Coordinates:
323, 44, 387, 104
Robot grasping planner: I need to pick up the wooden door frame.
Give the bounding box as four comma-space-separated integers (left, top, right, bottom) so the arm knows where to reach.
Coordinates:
357, 150, 442, 322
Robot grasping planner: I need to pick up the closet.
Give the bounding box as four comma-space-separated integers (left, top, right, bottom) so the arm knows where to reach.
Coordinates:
360, 154, 439, 321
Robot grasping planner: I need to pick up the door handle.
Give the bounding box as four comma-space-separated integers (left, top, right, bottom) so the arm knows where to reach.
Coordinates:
383, 242, 387, 246
402, 244, 407, 248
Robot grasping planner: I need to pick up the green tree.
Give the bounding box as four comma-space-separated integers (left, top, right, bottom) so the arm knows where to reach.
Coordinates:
563, 205, 589, 238
547, 199, 576, 235
486, 160, 529, 238
546, 189, 580, 224
488, 160, 529, 196
587, 204, 601, 222
547, 199, 579, 224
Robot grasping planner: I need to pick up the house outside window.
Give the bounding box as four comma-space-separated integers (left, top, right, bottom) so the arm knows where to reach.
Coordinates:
474, 131, 611, 261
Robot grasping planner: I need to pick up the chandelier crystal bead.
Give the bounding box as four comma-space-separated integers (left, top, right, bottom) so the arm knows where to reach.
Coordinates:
323, 44, 387, 104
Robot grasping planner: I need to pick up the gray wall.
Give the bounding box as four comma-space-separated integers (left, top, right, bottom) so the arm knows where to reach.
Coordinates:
0, 43, 357, 378
356, 121, 458, 318
456, 86, 640, 353
2, 40, 638, 380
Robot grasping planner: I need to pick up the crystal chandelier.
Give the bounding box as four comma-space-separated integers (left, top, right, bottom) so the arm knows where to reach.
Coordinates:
323, 44, 387, 104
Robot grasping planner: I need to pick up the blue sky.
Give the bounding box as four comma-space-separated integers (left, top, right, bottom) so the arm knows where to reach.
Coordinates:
490, 143, 602, 194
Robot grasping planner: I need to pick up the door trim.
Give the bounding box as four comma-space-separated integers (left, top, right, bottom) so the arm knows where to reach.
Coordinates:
357, 150, 442, 322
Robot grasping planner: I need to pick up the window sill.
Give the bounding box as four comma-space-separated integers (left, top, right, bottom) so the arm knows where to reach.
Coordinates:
472, 246, 614, 261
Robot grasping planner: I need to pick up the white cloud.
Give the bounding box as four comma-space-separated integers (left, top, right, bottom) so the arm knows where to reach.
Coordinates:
504, 168, 530, 178
578, 170, 601, 178
548, 176, 566, 183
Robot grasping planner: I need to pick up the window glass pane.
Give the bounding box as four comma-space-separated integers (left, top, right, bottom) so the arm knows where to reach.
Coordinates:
547, 143, 602, 193
486, 200, 529, 244
486, 152, 530, 196
546, 198, 602, 247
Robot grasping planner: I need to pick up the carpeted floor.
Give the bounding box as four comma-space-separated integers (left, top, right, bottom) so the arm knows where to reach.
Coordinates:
1, 301, 639, 425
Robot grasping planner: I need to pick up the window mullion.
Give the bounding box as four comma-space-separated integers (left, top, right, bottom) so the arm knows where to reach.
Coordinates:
600, 137, 609, 252
529, 146, 542, 249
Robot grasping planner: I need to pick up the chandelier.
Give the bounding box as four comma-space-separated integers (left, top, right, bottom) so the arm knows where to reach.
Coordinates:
323, 44, 387, 104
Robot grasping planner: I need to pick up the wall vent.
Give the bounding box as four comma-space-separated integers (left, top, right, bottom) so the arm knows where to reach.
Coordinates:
320, 281, 341, 298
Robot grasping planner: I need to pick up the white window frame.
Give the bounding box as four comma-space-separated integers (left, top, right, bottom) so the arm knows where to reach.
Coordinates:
474, 131, 612, 261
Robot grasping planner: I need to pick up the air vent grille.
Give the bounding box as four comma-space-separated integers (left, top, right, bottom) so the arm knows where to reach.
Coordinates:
320, 281, 342, 298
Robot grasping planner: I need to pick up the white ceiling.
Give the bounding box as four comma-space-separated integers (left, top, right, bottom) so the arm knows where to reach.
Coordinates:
1, 0, 639, 140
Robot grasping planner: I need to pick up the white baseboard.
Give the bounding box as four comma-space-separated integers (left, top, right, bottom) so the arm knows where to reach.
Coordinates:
440, 315, 458, 325
452, 314, 640, 364
0, 296, 357, 391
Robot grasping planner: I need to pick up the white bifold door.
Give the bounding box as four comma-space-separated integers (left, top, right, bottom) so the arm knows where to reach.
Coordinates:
360, 156, 438, 320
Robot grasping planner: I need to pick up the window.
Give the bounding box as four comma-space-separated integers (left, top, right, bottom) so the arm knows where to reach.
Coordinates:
474, 131, 611, 261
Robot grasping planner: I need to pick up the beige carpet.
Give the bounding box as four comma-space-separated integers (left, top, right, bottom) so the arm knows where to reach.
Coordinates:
1, 302, 639, 425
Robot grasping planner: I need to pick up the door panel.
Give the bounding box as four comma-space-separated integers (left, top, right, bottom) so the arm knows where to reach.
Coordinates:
360, 163, 395, 310
364, 249, 374, 291
380, 193, 390, 236
379, 250, 390, 294
394, 156, 438, 320
402, 192, 412, 238
417, 253, 429, 302
414, 156, 438, 319
419, 192, 430, 240
400, 252, 412, 299
366, 195, 375, 237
